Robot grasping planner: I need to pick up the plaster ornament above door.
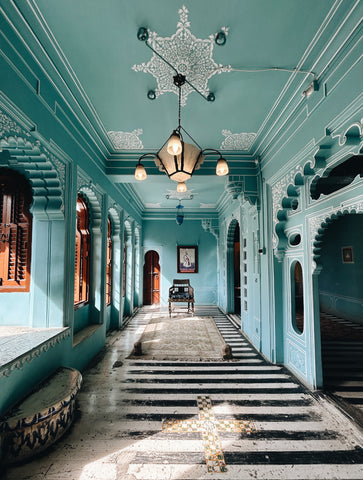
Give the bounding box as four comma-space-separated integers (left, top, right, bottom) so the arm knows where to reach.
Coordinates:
108, 129, 144, 149
220, 130, 257, 151
132, 5, 231, 106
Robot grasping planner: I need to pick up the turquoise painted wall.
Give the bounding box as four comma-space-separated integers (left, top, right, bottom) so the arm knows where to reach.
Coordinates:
319, 214, 363, 323
142, 219, 218, 305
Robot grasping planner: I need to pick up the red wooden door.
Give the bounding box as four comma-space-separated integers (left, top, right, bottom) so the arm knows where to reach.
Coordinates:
143, 250, 160, 305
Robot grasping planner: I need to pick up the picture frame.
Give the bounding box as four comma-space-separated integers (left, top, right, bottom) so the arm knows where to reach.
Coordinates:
177, 245, 198, 274
342, 246, 354, 264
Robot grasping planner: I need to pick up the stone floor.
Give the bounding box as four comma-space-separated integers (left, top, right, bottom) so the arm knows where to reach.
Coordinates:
3, 306, 363, 479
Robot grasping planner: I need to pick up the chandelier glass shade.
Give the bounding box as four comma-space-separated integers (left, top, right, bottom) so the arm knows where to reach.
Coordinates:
156, 141, 205, 183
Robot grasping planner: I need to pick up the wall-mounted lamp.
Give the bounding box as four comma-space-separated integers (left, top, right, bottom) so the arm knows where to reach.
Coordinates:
302, 79, 319, 98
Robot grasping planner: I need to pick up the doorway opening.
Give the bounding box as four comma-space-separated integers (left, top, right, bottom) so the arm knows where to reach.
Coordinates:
227, 219, 241, 314
143, 250, 160, 305
234, 223, 241, 314
317, 213, 363, 427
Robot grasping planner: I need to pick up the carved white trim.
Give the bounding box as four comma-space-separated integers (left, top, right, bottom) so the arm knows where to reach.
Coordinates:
132, 5, 231, 106
272, 166, 304, 225
108, 129, 144, 150
0, 111, 26, 138
220, 130, 256, 151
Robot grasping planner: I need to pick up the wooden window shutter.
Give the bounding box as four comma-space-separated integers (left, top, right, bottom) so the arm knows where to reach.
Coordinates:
74, 195, 90, 307
0, 172, 32, 292
105, 217, 112, 305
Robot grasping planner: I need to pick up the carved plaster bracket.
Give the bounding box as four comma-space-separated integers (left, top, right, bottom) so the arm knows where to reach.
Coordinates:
201, 218, 219, 239
226, 176, 244, 200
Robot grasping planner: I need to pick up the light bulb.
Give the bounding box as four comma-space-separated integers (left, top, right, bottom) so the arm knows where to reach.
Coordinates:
177, 182, 187, 193
167, 132, 182, 156
134, 163, 147, 181
216, 158, 229, 176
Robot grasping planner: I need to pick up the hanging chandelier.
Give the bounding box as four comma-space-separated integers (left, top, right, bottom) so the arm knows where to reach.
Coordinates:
134, 28, 229, 191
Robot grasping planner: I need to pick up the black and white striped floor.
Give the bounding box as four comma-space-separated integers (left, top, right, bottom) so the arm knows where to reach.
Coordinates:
4, 306, 363, 479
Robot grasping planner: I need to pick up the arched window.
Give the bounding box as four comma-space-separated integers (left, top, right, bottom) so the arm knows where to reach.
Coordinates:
106, 217, 112, 306
292, 261, 304, 334
74, 194, 90, 307
0, 170, 32, 292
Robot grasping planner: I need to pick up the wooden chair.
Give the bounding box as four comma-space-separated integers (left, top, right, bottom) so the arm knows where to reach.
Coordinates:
168, 279, 194, 317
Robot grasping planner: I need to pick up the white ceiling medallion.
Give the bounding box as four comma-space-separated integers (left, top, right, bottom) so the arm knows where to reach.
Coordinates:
108, 129, 144, 149
132, 6, 231, 106
220, 130, 257, 151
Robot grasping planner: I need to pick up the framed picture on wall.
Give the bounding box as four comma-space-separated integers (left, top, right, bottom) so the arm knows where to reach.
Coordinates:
177, 246, 198, 273
342, 246, 354, 263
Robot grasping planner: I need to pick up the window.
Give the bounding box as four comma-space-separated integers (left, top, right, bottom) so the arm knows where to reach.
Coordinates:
0, 170, 32, 292
74, 194, 90, 307
292, 261, 304, 334
106, 217, 112, 306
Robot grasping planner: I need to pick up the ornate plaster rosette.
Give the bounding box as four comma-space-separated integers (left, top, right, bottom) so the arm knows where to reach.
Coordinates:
133, 6, 231, 106
220, 130, 256, 151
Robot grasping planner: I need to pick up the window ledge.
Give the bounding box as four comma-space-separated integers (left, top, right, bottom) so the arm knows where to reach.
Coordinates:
73, 324, 102, 347
0, 327, 71, 379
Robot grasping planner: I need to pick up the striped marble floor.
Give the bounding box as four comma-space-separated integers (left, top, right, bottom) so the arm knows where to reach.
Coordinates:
4, 306, 363, 480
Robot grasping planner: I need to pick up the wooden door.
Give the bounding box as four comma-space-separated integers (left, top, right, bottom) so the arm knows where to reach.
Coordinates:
143, 250, 160, 305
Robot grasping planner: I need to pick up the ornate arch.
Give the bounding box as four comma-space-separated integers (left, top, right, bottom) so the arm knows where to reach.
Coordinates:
124, 219, 132, 240
271, 145, 329, 260
108, 206, 121, 236
309, 199, 363, 270
227, 218, 239, 247
0, 135, 64, 220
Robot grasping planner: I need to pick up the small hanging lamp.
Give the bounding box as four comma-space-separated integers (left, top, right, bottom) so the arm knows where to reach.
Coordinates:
176, 201, 184, 225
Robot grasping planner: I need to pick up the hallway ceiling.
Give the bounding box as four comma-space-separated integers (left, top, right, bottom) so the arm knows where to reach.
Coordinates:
31, 0, 337, 210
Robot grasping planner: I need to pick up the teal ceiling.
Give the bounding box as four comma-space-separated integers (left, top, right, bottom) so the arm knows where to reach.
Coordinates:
30, 0, 338, 210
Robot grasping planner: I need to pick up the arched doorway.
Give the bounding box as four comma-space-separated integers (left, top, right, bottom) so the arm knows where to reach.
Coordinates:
227, 220, 241, 314
234, 223, 241, 314
143, 250, 160, 305
317, 213, 363, 424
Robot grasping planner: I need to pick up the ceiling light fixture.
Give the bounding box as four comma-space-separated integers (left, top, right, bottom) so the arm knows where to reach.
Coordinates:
134, 27, 229, 185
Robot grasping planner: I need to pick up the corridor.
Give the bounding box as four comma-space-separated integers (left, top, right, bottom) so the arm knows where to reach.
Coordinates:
4, 307, 363, 480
